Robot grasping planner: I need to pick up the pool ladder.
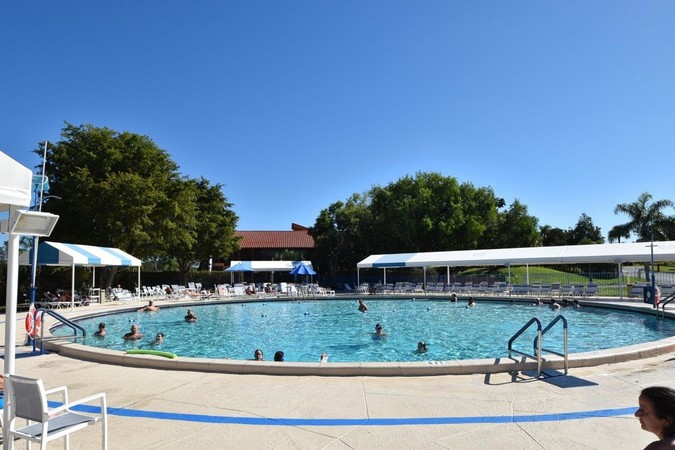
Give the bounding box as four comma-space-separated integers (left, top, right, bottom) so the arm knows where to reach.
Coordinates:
32, 308, 87, 355
657, 293, 675, 319
507, 315, 568, 378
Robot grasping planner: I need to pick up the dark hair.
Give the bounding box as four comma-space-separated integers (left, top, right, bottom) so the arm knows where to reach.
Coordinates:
641, 386, 675, 436
98, 322, 106, 328
274, 351, 284, 361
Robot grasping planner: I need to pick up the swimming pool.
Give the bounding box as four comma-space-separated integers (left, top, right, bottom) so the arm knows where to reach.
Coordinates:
54, 298, 675, 363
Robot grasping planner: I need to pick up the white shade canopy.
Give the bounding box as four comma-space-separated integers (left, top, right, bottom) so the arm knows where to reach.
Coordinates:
226, 260, 314, 272
358, 241, 675, 269
0, 151, 32, 211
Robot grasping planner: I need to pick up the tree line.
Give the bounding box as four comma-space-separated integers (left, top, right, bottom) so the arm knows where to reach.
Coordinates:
4, 123, 674, 285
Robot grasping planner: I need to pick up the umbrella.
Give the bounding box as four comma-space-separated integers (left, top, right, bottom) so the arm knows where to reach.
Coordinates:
225, 261, 254, 283
290, 262, 316, 276
225, 261, 254, 272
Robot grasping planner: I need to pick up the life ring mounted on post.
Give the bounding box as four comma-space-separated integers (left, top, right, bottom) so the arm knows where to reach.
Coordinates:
25, 305, 42, 338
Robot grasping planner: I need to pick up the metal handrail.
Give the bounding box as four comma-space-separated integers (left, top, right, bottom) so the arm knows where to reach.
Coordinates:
508, 317, 543, 376
658, 293, 675, 319
535, 315, 569, 375
34, 308, 87, 354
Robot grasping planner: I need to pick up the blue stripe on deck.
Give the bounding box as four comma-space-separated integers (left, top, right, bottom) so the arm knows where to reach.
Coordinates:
60, 403, 636, 426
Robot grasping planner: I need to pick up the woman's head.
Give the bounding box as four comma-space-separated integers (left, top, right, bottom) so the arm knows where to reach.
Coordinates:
254, 349, 263, 360
635, 386, 675, 438
274, 351, 284, 362
98, 322, 106, 329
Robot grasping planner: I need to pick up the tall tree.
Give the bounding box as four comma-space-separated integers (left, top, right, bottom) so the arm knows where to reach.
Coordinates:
568, 213, 604, 245
610, 192, 675, 242
38, 123, 238, 287
169, 177, 239, 284
540, 225, 569, 246
493, 200, 539, 248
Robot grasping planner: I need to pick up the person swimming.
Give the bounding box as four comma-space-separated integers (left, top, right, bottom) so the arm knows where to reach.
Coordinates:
185, 309, 197, 322
123, 324, 142, 341
93, 322, 106, 337
417, 341, 428, 353
358, 299, 369, 312
253, 349, 264, 361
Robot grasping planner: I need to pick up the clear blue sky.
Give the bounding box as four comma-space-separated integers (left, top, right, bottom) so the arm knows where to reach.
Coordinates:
2, 2, 674, 239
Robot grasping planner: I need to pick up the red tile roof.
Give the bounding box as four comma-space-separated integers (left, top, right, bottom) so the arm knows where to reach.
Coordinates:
235, 230, 315, 249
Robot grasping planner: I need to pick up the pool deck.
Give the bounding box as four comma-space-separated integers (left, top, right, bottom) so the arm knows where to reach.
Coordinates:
3, 298, 675, 449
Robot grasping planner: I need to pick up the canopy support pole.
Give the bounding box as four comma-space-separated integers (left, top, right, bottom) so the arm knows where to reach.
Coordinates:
446, 266, 450, 286
71, 263, 75, 311
618, 262, 624, 300
383, 268, 386, 285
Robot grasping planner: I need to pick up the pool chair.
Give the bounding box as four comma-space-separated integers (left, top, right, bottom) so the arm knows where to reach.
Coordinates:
3, 373, 108, 449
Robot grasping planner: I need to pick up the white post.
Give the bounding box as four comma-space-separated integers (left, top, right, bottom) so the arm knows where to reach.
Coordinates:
71, 263, 76, 311
4, 231, 20, 375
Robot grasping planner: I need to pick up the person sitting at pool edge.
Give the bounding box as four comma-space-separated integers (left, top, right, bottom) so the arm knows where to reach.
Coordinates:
138, 300, 159, 312
253, 349, 264, 361
274, 350, 284, 362
358, 299, 368, 312
153, 332, 165, 344
185, 309, 197, 322
635, 386, 675, 449
417, 341, 428, 353
94, 322, 106, 337
123, 324, 143, 341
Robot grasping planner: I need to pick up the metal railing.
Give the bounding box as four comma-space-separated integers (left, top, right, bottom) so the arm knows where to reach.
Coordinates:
508, 315, 568, 377
508, 318, 543, 376
33, 308, 87, 354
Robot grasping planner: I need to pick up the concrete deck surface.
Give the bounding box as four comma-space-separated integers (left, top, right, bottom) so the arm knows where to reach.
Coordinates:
3, 303, 674, 449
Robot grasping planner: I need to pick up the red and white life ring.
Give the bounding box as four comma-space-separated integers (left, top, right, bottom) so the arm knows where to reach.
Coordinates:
25, 305, 41, 338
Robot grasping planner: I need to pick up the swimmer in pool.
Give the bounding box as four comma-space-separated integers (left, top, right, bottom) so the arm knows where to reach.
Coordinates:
374, 323, 387, 337
320, 353, 328, 362
253, 349, 264, 361
138, 300, 159, 312
185, 309, 197, 322
417, 341, 428, 353
358, 299, 369, 312
123, 324, 142, 341
549, 298, 561, 310
93, 322, 106, 337
153, 332, 165, 344
466, 297, 476, 308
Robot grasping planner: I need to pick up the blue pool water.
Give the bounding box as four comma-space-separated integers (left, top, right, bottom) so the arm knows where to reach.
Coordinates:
55, 299, 675, 363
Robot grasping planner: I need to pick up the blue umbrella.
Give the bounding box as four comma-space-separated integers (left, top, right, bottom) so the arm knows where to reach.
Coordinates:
225, 261, 254, 283
290, 262, 316, 276
225, 261, 254, 272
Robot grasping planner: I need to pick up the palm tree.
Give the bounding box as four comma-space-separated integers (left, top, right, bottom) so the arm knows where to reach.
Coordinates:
609, 192, 675, 243
610, 192, 675, 282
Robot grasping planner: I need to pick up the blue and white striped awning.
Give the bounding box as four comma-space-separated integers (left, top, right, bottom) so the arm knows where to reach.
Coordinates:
20, 241, 141, 267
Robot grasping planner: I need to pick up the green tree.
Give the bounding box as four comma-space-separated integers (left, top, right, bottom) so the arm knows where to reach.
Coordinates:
610, 192, 675, 242
169, 177, 239, 284
568, 213, 604, 245
540, 225, 569, 246
493, 200, 539, 248
38, 123, 238, 287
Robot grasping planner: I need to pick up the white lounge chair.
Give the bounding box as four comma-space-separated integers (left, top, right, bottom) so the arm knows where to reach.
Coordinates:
3, 373, 108, 449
